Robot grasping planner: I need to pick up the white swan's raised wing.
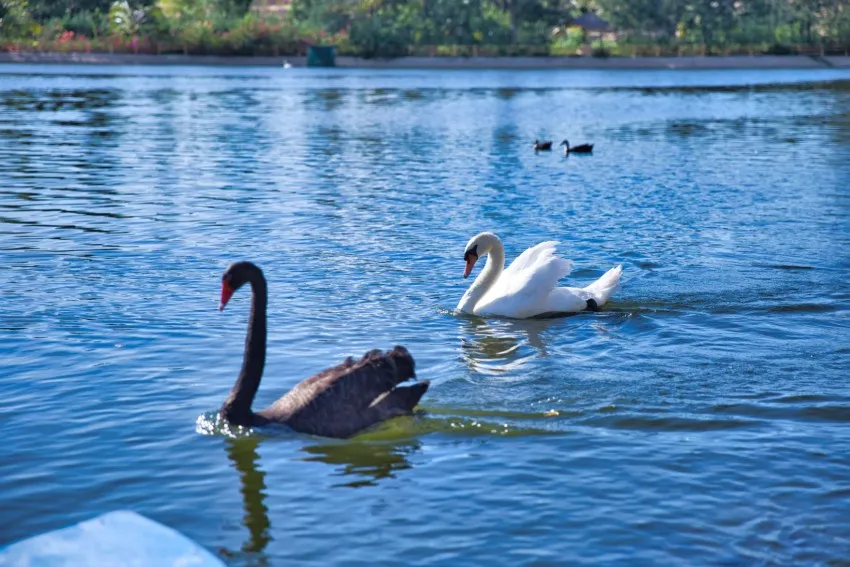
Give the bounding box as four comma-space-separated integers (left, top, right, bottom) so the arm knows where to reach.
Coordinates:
501, 241, 567, 280
479, 242, 574, 318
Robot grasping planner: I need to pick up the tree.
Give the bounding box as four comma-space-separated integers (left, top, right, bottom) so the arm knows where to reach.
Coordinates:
0, 0, 32, 36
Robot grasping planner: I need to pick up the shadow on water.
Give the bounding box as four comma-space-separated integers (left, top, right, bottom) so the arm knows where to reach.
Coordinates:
0, 87, 125, 208
304, 88, 346, 111
0, 88, 121, 112
599, 79, 850, 96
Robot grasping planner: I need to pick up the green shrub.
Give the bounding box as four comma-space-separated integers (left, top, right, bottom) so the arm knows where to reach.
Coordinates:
63, 10, 107, 37
348, 13, 410, 58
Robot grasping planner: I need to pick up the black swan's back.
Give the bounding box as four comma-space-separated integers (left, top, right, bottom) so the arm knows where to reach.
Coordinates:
259, 346, 429, 438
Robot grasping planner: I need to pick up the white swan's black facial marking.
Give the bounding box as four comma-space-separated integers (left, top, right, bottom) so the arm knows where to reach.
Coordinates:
463, 244, 479, 279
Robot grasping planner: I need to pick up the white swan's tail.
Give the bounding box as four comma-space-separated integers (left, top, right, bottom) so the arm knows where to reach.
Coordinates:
582, 265, 623, 307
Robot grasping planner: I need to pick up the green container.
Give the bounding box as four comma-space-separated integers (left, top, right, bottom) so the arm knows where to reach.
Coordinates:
307, 45, 336, 67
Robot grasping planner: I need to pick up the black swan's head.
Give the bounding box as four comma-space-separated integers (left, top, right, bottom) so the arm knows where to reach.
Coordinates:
220, 261, 264, 311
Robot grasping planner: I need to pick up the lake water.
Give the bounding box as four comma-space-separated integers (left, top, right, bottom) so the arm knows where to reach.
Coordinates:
1, 64, 849, 566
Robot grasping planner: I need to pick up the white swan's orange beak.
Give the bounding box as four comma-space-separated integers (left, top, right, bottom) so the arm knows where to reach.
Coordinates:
219, 282, 235, 311
463, 256, 478, 279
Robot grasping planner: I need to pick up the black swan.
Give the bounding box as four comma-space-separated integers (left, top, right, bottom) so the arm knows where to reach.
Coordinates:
218, 261, 429, 438
533, 139, 553, 151
560, 140, 594, 154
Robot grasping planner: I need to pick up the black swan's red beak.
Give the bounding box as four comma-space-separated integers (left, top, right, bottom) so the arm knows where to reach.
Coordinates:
219, 281, 235, 311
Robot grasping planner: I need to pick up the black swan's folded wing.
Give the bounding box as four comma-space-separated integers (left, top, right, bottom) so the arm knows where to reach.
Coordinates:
259, 346, 428, 438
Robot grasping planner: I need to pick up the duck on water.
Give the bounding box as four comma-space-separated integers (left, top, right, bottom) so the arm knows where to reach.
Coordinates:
217, 261, 429, 439
560, 140, 594, 154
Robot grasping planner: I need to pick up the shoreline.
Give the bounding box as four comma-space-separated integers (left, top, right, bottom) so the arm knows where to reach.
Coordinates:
1, 51, 849, 69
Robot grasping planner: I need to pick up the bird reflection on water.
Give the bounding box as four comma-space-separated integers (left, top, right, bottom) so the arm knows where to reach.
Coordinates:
301, 438, 420, 488
221, 437, 272, 566
220, 434, 420, 564
458, 315, 563, 376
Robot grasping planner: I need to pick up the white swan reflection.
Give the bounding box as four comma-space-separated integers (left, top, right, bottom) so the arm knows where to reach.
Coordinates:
457, 316, 565, 376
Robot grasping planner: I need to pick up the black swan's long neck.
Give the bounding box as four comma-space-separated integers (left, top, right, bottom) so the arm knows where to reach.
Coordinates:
223, 272, 267, 425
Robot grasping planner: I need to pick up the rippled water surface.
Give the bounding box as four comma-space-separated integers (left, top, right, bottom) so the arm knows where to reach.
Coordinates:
2, 64, 850, 565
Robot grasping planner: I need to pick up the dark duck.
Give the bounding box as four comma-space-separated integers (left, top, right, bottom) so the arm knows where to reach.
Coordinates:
560, 140, 594, 154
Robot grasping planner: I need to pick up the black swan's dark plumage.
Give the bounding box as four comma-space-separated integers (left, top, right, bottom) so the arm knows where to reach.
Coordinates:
533, 139, 553, 151
218, 261, 429, 438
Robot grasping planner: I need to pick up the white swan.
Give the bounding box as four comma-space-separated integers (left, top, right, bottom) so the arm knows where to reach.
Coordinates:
456, 232, 623, 319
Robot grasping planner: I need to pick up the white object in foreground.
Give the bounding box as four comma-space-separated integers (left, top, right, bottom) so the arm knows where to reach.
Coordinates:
0, 510, 225, 567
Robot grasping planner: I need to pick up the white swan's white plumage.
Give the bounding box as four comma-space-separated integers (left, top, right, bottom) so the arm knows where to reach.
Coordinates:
456, 232, 623, 319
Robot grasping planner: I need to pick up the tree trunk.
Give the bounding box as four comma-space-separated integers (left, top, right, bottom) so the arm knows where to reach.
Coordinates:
510, 0, 518, 44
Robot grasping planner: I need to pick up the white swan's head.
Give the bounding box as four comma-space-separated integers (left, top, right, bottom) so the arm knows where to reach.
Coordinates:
462, 232, 501, 279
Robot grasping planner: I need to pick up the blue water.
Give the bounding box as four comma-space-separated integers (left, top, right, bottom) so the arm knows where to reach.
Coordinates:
1, 64, 850, 566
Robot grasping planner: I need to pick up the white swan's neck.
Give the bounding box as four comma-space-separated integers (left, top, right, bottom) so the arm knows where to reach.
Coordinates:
457, 238, 505, 314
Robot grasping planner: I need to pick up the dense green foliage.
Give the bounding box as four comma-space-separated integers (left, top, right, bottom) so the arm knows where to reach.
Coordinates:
1, 0, 848, 56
